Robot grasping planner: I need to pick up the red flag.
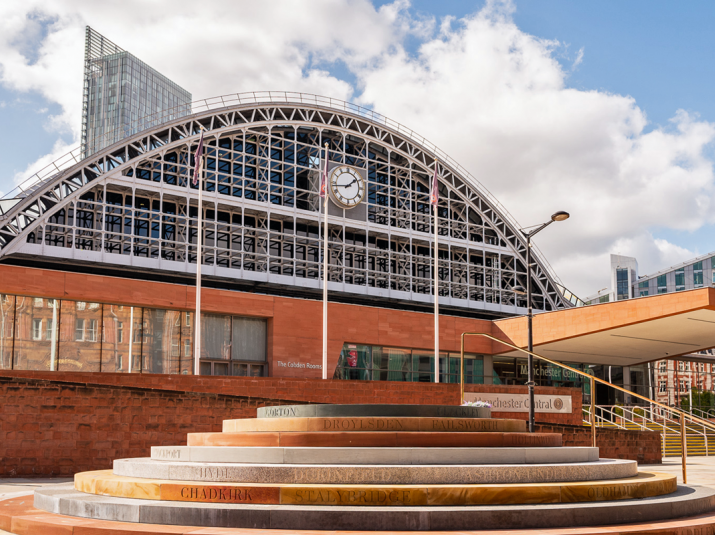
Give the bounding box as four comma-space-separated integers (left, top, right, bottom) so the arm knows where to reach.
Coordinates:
320, 146, 328, 198
192, 129, 205, 186
430, 162, 439, 206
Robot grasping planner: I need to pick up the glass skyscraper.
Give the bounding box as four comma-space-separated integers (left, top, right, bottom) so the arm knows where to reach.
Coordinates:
81, 27, 192, 157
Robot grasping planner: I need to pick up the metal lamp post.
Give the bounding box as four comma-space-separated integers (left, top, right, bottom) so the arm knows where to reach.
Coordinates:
512, 211, 570, 433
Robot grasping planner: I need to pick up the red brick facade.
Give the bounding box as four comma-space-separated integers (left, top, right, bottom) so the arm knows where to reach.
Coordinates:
0, 372, 625, 477
536, 423, 662, 464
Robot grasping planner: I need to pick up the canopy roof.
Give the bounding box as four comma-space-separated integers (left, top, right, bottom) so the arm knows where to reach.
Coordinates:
493, 288, 715, 366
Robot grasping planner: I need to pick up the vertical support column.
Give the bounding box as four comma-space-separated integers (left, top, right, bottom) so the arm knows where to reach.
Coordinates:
460, 334, 465, 404
591, 376, 597, 448
681, 416, 688, 484
193, 155, 204, 377
322, 143, 329, 380
526, 236, 534, 433
433, 202, 439, 383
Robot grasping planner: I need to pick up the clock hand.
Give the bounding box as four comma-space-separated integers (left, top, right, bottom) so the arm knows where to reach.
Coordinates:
342, 177, 358, 188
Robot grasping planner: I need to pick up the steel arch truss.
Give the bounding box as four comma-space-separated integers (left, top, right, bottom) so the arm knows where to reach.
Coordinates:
0, 102, 568, 313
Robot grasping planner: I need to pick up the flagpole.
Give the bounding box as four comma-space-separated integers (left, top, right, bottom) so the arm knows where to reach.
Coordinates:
322, 142, 329, 379
193, 129, 205, 376
433, 160, 440, 384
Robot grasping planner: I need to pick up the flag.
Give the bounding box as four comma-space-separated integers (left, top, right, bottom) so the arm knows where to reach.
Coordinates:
320, 146, 328, 198
430, 162, 439, 206
192, 129, 205, 186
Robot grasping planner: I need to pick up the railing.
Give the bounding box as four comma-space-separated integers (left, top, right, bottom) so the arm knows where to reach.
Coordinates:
1, 91, 563, 287
459, 333, 715, 484
589, 404, 714, 457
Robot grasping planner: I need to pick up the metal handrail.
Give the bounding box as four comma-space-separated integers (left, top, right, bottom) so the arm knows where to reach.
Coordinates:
458, 332, 715, 484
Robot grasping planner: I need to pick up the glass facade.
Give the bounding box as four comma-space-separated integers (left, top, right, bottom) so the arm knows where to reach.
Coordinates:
334, 344, 482, 383
33, 125, 564, 312
334, 343, 593, 397
675, 268, 685, 291
693, 261, 703, 287
0, 293, 265, 377
657, 274, 667, 293
81, 27, 191, 157
616, 268, 629, 300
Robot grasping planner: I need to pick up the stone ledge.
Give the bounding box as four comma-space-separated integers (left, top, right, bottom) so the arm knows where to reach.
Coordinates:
109, 457, 638, 485
150, 445, 596, 465
30, 481, 715, 530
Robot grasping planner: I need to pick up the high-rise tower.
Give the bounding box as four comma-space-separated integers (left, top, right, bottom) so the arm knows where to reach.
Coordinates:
81, 27, 192, 157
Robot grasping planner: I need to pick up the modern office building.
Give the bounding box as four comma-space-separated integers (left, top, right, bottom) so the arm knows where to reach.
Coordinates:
584, 253, 715, 410
81, 27, 191, 157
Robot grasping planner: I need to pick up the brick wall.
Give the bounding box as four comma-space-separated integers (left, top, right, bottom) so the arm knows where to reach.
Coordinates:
0, 373, 590, 476
0, 376, 295, 477
535, 423, 662, 464
0, 370, 582, 425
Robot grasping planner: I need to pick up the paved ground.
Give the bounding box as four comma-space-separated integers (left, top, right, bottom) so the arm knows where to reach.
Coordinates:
642, 456, 715, 487
0, 458, 712, 534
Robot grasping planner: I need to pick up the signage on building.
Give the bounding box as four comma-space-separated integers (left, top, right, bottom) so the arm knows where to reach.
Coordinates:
276, 360, 322, 370
464, 392, 572, 413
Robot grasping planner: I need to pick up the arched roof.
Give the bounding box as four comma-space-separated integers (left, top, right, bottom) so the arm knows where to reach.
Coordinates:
0, 92, 577, 314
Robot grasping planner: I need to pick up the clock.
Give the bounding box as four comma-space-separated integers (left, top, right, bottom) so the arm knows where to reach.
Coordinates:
329, 166, 365, 208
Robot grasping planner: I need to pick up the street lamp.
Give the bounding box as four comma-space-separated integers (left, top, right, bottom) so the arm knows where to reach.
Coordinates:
513, 211, 570, 433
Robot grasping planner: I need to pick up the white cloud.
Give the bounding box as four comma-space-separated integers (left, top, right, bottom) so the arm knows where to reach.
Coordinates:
353, 1, 715, 295
572, 46, 584, 70
1, 0, 714, 297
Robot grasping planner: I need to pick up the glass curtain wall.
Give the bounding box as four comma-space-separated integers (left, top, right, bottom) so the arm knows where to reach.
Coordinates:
1, 293, 194, 374
335, 344, 483, 383
0, 293, 268, 377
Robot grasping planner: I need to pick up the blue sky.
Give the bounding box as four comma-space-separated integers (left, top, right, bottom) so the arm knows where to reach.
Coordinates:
1, 0, 714, 294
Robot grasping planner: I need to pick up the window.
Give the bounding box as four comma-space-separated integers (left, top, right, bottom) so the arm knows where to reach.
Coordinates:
659, 361, 667, 373
77, 301, 86, 311
75, 318, 85, 341
32, 319, 42, 340
659, 381, 667, 393
186, 311, 191, 327
639, 291, 648, 297
657, 274, 667, 294
33, 298, 43, 307
86, 319, 98, 342
599, 295, 610, 303
679, 380, 685, 392
675, 268, 685, 291
45, 319, 54, 340
699, 363, 705, 373
184, 339, 191, 357
678, 361, 684, 371
117, 322, 123, 343
616, 268, 629, 300
694, 261, 703, 287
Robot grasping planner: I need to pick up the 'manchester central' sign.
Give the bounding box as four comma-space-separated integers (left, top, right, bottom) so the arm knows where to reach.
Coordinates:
464, 393, 572, 414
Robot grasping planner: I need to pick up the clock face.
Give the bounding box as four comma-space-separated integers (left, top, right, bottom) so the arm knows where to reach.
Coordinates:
329, 166, 365, 208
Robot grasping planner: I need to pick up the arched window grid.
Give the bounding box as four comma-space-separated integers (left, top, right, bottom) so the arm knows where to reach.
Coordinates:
10, 115, 562, 313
